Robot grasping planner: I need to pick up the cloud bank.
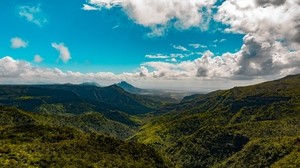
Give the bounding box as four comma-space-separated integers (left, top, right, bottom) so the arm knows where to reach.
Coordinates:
0, 56, 268, 91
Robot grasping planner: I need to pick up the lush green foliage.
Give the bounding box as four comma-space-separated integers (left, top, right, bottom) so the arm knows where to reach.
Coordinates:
0, 106, 168, 167
133, 74, 300, 167
0, 106, 134, 139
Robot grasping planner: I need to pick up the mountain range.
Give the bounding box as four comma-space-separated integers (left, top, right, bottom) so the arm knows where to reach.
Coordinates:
0, 75, 300, 167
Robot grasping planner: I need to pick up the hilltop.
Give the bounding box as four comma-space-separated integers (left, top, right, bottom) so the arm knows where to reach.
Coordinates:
117, 81, 144, 94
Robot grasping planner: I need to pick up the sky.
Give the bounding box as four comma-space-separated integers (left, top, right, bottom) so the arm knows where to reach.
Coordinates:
0, 0, 299, 92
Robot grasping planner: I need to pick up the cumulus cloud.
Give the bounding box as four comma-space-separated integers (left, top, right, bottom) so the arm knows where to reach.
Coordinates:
18, 4, 47, 26
10, 37, 28, 49
137, 0, 300, 80
79, 0, 300, 80
213, 0, 300, 78
0, 56, 119, 84
215, 0, 300, 47
0, 56, 31, 78
140, 50, 240, 79
34, 55, 43, 63
51, 43, 71, 63
83, 0, 217, 36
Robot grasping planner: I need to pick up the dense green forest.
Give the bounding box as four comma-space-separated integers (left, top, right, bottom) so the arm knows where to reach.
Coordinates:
0, 75, 300, 167
0, 106, 168, 167
133, 74, 300, 167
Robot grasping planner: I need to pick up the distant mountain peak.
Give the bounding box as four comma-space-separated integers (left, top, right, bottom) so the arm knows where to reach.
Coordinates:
117, 81, 134, 88
116, 81, 143, 93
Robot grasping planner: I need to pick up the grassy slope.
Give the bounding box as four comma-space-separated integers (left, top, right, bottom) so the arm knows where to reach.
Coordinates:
133, 74, 300, 168
0, 106, 168, 167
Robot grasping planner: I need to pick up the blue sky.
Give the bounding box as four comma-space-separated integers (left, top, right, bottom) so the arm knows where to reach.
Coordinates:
0, 0, 299, 91
0, 0, 242, 73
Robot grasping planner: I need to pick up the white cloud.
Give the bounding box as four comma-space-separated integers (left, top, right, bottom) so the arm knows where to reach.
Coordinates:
215, 0, 300, 48
84, 0, 217, 36
51, 43, 71, 63
34, 55, 43, 63
146, 26, 167, 37
145, 54, 169, 59
189, 43, 207, 49
146, 53, 191, 61
82, 4, 99, 11
0, 56, 119, 84
213, 0, 300, 78
0, 56, 31, 78
173, 45, 188, 51
140, 50, 240, 79
10, 37, 28, 49
18, 4, 47, 26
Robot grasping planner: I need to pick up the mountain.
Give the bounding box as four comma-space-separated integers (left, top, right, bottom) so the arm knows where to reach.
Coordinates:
0, 84, 170, 127
133, 74, 300, 167
0, 106, 168, 167
116, 81, 186, 104
1, 75, 300, 167
117, 81, 144, 93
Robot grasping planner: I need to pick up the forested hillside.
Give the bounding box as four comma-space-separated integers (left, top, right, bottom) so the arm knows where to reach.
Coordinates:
133, 74, 300, 167
0, 106, 168, 167
0, 75, 300, 167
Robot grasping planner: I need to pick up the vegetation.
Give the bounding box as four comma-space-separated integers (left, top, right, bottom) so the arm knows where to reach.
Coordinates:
1, 74, 300, 167
0, 106, 168, 167
133, 74, 300, 167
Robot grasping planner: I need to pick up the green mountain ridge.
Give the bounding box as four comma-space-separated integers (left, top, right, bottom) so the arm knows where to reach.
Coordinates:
0, 84, 171, 128
132, 74, 300, 167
